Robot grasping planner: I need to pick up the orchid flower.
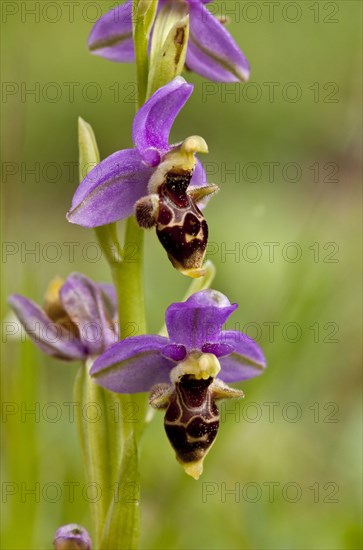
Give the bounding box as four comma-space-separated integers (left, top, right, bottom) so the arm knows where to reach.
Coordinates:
8, 273, 117, 360
90, 289, 266, 479
88, 0, 250, 82
67, 77, 218, 277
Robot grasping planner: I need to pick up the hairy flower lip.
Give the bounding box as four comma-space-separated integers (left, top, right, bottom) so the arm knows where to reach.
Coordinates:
150, 368, 245, 480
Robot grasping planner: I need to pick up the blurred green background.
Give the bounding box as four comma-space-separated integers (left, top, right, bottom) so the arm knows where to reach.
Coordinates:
1, 1, 362, 549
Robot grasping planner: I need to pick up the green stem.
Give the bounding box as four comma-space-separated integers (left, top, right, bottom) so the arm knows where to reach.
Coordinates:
111, 218, 146, 338
100, 433, 140, 550
77, 116, 146, 549
94, 219, 147, 550
133, 0, 158, 108
110, 218, 149, 441
95, 224, 121, 265
96, 5, 159, 543
79, 3, 161, 547
134, 22, 148, 108
74, 363, 122, 549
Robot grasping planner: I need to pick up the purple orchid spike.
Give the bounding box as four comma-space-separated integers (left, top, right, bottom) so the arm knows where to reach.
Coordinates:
53, 524, 92, 550
88, 0, 250, 82
67, 77, 218, 277
8, 273, 117, 361
90, 289, 266, 479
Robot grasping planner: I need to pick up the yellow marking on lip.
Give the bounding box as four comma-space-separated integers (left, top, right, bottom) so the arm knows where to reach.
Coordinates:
44, 276, 64, 303
185, 233, 199, 244
180, 459, 204, 480
170, 353, 221, 384
179, 266, 206, 278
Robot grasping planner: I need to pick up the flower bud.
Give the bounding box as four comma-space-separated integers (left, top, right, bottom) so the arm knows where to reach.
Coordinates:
53, 524, 92, 550
147, 2, 190, 95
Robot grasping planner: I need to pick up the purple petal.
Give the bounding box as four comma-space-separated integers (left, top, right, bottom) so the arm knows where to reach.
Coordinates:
98, 283, 118, 327
201, 342, 234, 357
133, 77, 193, 158
8, 294, 86, 360
67, 149, 152, 227
161, 343, 187, 361
98, 283, 117, 315
165, 289, 237, 352
90, 335, 173, 393
190, 158, 213, 209
218, 330, 266, 382
88, 2, 135, 63
187, 3, 250, 82
60, 273, 116, 354
160, 0, 212, 5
